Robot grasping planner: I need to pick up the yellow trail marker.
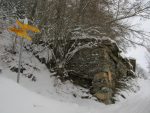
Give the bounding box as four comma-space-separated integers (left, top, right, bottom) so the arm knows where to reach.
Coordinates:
16, 20, 40, 32
8, 18, 40, 83
8, 19, 40, 41
8, 27, 32, 41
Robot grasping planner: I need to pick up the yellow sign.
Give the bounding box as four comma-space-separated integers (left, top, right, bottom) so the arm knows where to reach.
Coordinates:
16, 20, 40, 33
8, 20, 40, 41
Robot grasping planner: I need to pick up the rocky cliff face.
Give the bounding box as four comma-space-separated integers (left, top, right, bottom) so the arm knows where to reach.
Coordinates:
65, 38, 136, 104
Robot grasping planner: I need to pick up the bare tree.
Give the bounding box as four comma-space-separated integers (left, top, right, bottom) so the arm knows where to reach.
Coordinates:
1, 0, 150, 76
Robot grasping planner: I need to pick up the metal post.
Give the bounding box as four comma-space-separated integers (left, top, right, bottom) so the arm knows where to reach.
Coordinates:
17, 17, 28, 83
17, 38, 23, 83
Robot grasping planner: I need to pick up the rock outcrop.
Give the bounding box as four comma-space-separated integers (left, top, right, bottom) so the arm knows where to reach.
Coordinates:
30, 36, 136, 104
65, 38, 136, 104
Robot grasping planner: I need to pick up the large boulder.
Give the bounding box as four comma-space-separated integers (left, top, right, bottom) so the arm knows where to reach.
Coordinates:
65, 38, 136, 104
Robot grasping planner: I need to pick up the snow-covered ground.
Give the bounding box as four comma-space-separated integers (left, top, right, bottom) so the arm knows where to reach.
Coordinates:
0, 27, 150, 113
0, 70, 150, 113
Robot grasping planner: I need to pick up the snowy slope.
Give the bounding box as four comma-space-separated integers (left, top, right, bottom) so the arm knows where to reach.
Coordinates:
0, 28, 150, 113
0, 73, 150, 113
0, 76, 89, 113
